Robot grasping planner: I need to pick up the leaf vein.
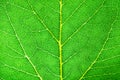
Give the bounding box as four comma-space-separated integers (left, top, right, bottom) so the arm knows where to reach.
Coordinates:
26, 0, 59, 43
63, 0, 86, 25
5, 7, 43, 80
79, 14, 117, 80
62, 0, 106, 46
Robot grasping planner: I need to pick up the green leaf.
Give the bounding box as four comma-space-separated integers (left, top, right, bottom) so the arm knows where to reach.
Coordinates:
0, 0, 120, 80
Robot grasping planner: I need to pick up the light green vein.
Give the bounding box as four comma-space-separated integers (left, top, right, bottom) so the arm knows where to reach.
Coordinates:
59, 0, 63, 80
5, 6, 42, 80
62, 0, 106, 46
79, 18, 117, 80
26, 0, 59, 43
63, 0, 86, 25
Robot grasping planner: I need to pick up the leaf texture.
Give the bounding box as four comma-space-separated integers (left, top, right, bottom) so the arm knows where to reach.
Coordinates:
0, 0, 120, 80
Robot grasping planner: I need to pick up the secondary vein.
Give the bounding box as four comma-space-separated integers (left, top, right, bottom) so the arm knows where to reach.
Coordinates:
79, 17, 117, 80
5, 6, 42, 80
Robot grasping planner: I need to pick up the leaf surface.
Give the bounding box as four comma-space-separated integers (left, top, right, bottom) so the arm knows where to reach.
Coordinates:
0, 0, 120, 80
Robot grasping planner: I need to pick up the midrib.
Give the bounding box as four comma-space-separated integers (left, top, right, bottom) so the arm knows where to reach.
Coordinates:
59, 0, 63, 80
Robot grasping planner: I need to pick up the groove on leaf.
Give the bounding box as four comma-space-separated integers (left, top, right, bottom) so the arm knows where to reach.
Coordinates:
83, 72, 120, 78
3, 63, 38, 77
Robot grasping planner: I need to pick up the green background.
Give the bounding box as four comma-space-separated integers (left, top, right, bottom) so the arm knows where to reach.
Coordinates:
0, 0, 120, 80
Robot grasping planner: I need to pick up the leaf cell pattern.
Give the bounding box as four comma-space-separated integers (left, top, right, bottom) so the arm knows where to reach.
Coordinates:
0, 0, 120, 80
